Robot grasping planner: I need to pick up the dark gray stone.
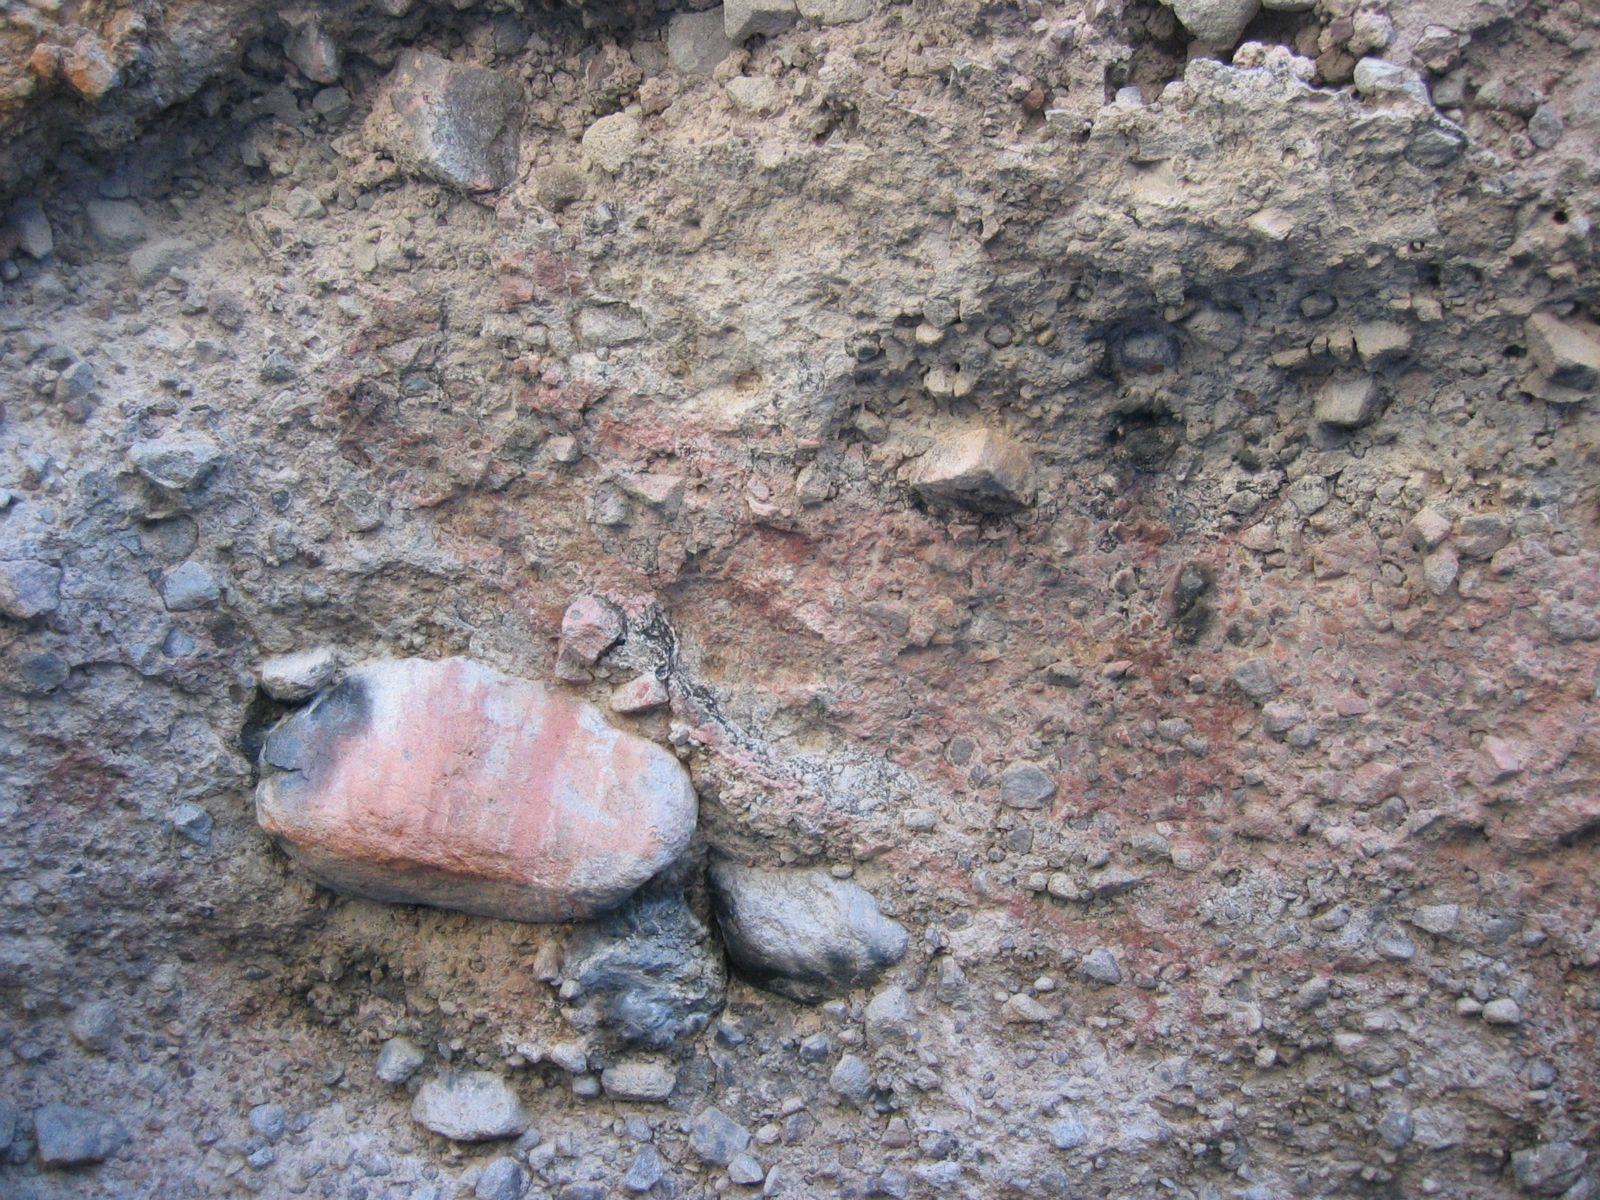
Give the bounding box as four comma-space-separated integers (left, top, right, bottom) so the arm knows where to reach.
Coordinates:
561, 890, 726, 1049
689, 1107, 751, 1166
367, 51, 523, 193
476, 1156, 528, 1200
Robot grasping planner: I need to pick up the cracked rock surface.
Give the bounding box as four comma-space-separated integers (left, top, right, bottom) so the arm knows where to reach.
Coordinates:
1, 0, 1599, 1198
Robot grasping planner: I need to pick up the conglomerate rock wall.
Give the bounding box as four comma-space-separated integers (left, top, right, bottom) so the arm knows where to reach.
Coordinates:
1, 0, 1598, 1198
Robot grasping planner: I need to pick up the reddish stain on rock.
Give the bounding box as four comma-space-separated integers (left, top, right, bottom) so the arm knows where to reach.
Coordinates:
256, 657, 696, 922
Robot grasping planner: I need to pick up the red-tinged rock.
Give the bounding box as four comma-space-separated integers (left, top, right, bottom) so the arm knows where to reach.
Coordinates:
255, 657, 696, 922
612, 673, 670, 715
912, 427, 1032, 513
561, 594, 624, 665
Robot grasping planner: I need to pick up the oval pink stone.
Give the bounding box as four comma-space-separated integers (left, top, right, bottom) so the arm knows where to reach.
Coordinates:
255, 657, 696, 922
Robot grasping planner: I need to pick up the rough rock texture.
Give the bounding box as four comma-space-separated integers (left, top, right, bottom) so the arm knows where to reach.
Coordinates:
709, 860, 910, 1002
365, 50, 524, 193
410, 1071, 527, 1142
2, 0, 1600, 1197
256, 657, 697, 921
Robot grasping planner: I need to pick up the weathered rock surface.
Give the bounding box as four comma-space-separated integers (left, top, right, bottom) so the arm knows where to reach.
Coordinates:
256, 658, 697, 922
560, 890, 725, 1048
33, 1103, 127, 1167
708, 861, 908, 1002
366, 51, 523, 193
2, 1, 1599, 1197
411, 1072, 527, 1142
912, 427, 1032, 513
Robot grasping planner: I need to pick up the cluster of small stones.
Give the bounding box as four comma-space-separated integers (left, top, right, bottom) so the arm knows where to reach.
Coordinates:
0, 0, 1598, 1197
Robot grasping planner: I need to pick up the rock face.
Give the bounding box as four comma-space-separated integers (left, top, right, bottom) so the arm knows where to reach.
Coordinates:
256, 658, 697, 922
912, 427, 1032, 513
4, 1, 1600, 1197
708, 861, 908, 1002
560, 891, 726, 1048
366, 51, 523, 193
34, 1103, 127, 1167
411, 1072, 527, 1142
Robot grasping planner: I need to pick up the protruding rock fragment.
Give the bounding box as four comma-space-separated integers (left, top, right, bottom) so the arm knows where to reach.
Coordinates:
689, 1107, 752, 1165
376, 1037, 426, 1084
285, 23, 341, 84
1230, 658, 1278, 704
34, 1103, 127, 1167
0, 559, 61, 621
1162, 0, 1259, 51
582, 113, 642, 174
668, 10, 735, 75
601, 1059, 678, 1102
611, 674, 670, 715
830, 1052, 872, 1101
128, 436, 225, 492
1510, 1140, 1587, 1196
256, 657, 697, 922
170, 802, 213, 846
561, 891, 726, 1048
797, 0, 875, 23
367, 51, 523, 193
259, 647, 338, 702
86, 199, 146, 248
709, 860, 908, 1002
476, 1158, 527, 1200
863, 985, 917, 1043
913, 427, 1032, 514
5, 197, 53, 259
411, 1071, 527, 1142
160, 561, 222, 611
1523, 313, 1600, 404
561, 595, 624, 666
1077, 948, 1123, 985
725, 0, 799, 41
998, 762, 1056, 809
1313, 373, 1382, 429
1353, 321, 1412, 366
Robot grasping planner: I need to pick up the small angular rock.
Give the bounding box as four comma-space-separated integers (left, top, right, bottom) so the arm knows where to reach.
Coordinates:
161, 561, 221, 611
913, 427, 1032, 513
830, 1052, 872, 1101
34, 1103, 127, 1167
1162, 0, 1259, 49
376, 1037, 426, 1084
601, 1060, 677, 1102
0, 559, 61, 620
411, 1072, 527, 1142
129, 436, 226, 492
611, 674, 670, 715
709, 861, 908, 1002
1511, 1141, 1587, 1196
582, 113, 643, 174
668, 9, 735, 75
475, 1157, 527, 1200
998, 762, 1056, 809
690, 1107, 751, 1165
170, 802, 214, 846
259, 647, 339, 702
561, 595, 625, 666
726, 0, 799, 41
1313, 374, 1382, 429
367, 51, 523, 193
1525, 313, 1600, 396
